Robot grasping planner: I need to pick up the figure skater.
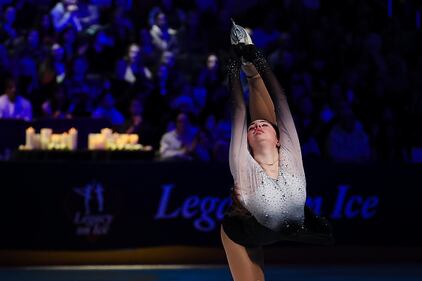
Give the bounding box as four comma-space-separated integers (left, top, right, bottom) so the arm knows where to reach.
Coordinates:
221, 21, 334, 281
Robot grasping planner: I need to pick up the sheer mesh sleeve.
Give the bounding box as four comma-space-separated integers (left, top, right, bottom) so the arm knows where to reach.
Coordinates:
250, 49, 305, 177
227, 59, 260, 205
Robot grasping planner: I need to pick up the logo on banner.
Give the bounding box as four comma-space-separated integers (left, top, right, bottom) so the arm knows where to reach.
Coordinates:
65, 181, 116, 238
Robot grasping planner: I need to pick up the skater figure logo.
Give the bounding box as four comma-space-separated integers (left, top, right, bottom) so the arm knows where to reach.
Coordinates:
66, 180, 116, 239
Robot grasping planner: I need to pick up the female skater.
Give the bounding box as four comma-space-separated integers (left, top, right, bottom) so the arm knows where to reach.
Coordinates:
221, 21, 333, 281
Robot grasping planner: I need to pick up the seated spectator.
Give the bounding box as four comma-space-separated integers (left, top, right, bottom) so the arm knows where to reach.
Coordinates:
92, 92, 124, 126
197, 53, 223, 94
203, 113, 231, 162
155, 50, 186, 97
121, 98, 157, 147
0, 43, 10, 72
65, 56, 90, 100
139, 27, 157, 64
171, 94, 195, 115
17, 29, 46, 61
86, 28, 115, 75
295, 96, 321, 158
149, 8, 178, 54
212, 117, 231, 162
59, 26, 78, 62
41, 85, 70, 119
39, 43, 67, 87
109, 7, 134, 49
159, 112, 198, 160
15, 30, 44, 100
0, 4, 18, 45
191, 128, 212, 161
50, 0, 83, 33
77, 0, 99, 30
325, 102, 371, 163
115, 43, 152, 85
0, 75, 32, 121
37, 12, 56, 46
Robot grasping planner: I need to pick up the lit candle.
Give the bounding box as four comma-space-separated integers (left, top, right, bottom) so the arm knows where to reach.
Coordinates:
96, 134, 106, 150
112, 133, 119, 148
40, 128, 52, 149
88, 134, 95, 150
62, 132, 69, 150
51, 134, 61, 149
69, 128, 78, 150
121, 134, 129, 145
101, 128, 113, 139
33, 135, 41, 149
25, 127, 35, 149
129, 134, 139, 144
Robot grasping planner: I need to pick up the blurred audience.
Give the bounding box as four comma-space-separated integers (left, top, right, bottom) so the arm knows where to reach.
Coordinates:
0, 0, 420, 163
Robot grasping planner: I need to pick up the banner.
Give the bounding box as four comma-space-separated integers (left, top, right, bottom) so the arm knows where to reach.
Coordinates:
0, 160, 421, 250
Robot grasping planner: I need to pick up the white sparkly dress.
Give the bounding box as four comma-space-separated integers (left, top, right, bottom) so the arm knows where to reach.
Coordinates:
228, 64, 306, 232
222, 45, 333, 247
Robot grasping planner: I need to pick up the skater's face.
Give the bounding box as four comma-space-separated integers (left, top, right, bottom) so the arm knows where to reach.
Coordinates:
247, 119, 279, 151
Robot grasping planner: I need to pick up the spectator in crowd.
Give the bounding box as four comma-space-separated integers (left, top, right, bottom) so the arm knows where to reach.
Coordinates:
39, 43, 67, 87
65, 55, 90, 100
295, 95, 321, 158
211, 115, 231, 162
122, 98, 157, 147
149, 8, 178, 54
0, 4, 18, 45
198, 53, 221, 90
109, 6, 134, 51
115, 43, 152, 86
326, 102, 371, 163
191, 127, 212, 161
16, 29, 43, 99
0, 74, 32, 120
114, 43, 154, 109
50, 0, 83, 33
86, 28, 115, 75
41, 84, 70, 119
92, 92, 124, 126
59, 26, 78, 62
17, 29, 46, 61
0, 43, 10, 72
155, 50, 185, 97
37, 12, 56, 46
159, 112, 198, 160
138, 27, 157, 64
77, 0, 99, 30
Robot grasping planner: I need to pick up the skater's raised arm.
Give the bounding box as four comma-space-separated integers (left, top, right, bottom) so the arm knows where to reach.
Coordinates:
242, 45, 303, 162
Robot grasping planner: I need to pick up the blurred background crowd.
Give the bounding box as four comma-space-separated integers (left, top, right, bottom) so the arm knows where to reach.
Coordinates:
0, 0, 421, 163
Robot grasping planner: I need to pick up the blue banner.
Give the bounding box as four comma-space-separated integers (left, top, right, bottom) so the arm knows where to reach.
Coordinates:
0, 160, 420, 250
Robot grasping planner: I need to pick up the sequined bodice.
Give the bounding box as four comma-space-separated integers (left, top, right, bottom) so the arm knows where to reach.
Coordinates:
243, 156, 306, 231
